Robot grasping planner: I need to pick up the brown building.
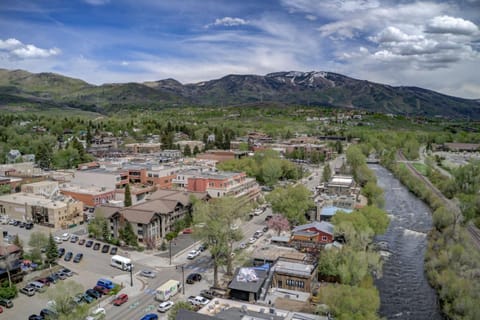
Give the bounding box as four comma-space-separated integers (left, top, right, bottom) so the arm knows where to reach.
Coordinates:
59, 183, 116, 208
273, 258, 317, 293
196, 150, 248, 163
95, 189, 209, 247
290, 221, 334, 252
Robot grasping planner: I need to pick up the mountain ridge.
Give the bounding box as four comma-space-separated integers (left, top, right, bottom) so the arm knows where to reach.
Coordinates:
0, 68, 478, 119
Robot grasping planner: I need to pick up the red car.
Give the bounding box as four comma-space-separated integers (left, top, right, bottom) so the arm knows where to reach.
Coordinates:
93, 285, 110, 295
183, 228, 193, 234
113, 293, 128, 306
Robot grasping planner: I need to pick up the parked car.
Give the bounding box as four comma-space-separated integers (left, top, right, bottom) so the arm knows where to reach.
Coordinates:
70, 235, 79, 243
140, 314, 158, 320
188, 295, 209, 306
200, 289, 222, 300
40, 308, 58, 319
20, 286, 35, 296
88, 307, 106, 319
110, 247, 118, 255
54, 236, 62, 244
93, 242, 101, 250
139, 269, 156, 278
25, 222, 34, 229
187, 249, 200, 260
101, 244, 110, 253
86, 289, 101, 299
64, 251, 73, 261
262, 226, 269, 233
182, 228, 193, 234
55, 272, 67, 280
46, 274, 59, 284
248, 237, 257, 244
113, 293, 128, 306
78, 239, 86, 245
157, 301, 174, 313
60, 268, 73, 277
198, 244, 208, 252
186, 273, 202, 284
85, 240, 93, 247
57, 248, 65, 257
61, 232, 70, 241
0, 298, 13, 308
73, 253, 83, 263
28, 315, 43, 320
35, 278, 51, 286
239, 242, 247, 249
81, 293, 95, 304
93, 285, 110, 295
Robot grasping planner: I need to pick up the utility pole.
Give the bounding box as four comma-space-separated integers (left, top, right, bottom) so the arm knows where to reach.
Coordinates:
129, 265, 133, 287
169, 240, 172, 265
182, 265, 185, 295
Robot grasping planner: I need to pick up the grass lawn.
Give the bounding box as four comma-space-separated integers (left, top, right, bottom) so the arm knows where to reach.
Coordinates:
412, 163, 428, 175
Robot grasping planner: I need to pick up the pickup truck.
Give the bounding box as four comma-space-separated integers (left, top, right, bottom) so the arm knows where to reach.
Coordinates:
188, 295, 210, 306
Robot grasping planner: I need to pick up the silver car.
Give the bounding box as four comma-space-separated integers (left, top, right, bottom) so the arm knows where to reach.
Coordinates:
139, 269, 156, 278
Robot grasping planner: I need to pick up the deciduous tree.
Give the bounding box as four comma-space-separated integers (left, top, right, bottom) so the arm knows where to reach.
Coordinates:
124, 184, 132, 207
266, 185, 313, 225
267, 214, 290, 236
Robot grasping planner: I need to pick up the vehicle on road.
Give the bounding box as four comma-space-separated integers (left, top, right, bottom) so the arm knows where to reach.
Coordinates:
239, 242, 247, 249
86, 240, 93, 247
186, 273, 202, 284
248, 237, 257, 244
113, 293, 128, 306
78, 239, 86, 245
93, 242, 101, 250
86, 307, 106, 320
157, 301, 174, 313
64, 251, 73, 261
20, 286, 35, 296
55, 272, 67, 280
81, 293, 94, 304
253, 230, 263, 238
182, 228, 193, 234
198, 244, 208, 252
110, 247, 118, 255
28, 315, 43, 320
155, 280, 181, 302
111, 255, 133, 271
140, 314, 158, 320
28, 281, 46, 292
139, 269, 156, 278
73, 253, 83, 263
25, 222, 34, 229
101, 244, 110, 253
187, 249, 200, 259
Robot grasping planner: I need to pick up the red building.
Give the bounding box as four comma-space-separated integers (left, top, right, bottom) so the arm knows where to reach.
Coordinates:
290, 221, 334, 249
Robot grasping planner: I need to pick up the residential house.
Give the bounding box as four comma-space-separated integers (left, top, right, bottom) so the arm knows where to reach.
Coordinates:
228, 267, 270, 302
290, 221, 334, 252
0, 244, 23, 284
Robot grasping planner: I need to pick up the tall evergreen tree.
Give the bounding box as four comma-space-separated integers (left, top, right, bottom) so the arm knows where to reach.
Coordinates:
46, 233, 59, 264
183, 145, 192, 157
124, 184, 132, 207
323, 163, 332, 182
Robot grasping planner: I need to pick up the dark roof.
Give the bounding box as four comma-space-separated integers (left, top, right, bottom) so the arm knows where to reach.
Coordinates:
176, 309, 220, 320
94, 206, 119, 219
228, 268, 268, 293
121, 209, 160, 224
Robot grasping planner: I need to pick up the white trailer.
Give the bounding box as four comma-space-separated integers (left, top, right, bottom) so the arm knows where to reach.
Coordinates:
155, 280, 181, 302
110, 255, 133, 271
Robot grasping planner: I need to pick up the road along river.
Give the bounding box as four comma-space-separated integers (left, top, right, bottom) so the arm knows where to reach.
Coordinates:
371, 164, 443, 320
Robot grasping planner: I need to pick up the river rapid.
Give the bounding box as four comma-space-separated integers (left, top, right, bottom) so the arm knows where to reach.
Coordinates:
371, 164, 443, 320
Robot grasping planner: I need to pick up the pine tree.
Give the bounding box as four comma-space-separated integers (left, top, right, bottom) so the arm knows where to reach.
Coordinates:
193, 145, 200, 155
183, 145, 192, 157
323, 164, 332, 182
46, 233, 59, 264
124, 184, 132, 207
102, 220, 110, 242
120, 221, 137, 246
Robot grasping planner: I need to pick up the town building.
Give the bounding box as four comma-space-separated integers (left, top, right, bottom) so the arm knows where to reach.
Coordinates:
176, 140, 205, 153
185, 171, 261, 203
290, 221, 334, 252
124, 143, 162, 154
95, 189, 208, 247
196, 150, 248, 163
0, 192, 83, 229
0, 244, 23, 284
59, 183, 116, 208
228, 267, 270, 302
272, 258, 317, 293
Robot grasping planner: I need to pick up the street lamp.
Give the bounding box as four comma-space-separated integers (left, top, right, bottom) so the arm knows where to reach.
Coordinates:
128, 264, 133, 287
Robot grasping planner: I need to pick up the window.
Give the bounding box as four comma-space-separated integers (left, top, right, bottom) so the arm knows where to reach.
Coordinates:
322, 236, 328, 241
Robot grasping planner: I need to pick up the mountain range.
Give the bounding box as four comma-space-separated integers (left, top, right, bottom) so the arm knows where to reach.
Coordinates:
0, 68, 478, 119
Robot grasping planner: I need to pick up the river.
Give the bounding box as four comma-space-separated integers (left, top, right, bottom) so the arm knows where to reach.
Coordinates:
371, 164, 443, 320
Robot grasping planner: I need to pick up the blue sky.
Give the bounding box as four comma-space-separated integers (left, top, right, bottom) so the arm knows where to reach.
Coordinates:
0, 0, 479, 98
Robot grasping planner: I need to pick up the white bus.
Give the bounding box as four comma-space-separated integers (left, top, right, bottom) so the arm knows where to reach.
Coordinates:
110, 255, 133, 271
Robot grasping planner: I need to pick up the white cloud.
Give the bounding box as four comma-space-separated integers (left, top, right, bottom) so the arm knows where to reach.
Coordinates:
207, 17, 248, 28
0, 38, 60, 59
426, 15, 479, 35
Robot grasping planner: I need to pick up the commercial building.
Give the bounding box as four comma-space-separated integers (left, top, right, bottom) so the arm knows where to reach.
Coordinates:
59, 183, 116, 208
125, 143, 162, 154
272, 258, 317, 293
0, 192, 83, 229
